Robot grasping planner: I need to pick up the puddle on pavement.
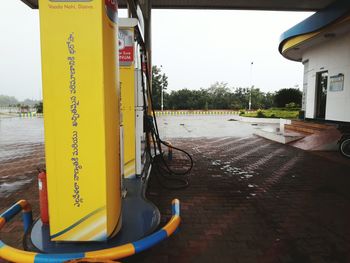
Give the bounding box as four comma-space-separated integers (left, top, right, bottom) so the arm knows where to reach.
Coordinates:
0, 147, 35, 162
180, 124, 192, 133
210, 160, 257, 179
220, 165, 256, 179
0, 117, 44, 161
211, 160, 221, 166
260, 126, 279, 133
0, 178, 33, 198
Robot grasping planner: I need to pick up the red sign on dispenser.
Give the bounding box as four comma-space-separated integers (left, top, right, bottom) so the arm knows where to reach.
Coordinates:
119, 29, 134, 66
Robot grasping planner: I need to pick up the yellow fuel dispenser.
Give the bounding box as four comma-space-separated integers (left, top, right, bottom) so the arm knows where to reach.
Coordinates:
0, 1, 181, 262
38, 0, 122, 242
119, 18, 146, 179
119, 18, 138, 179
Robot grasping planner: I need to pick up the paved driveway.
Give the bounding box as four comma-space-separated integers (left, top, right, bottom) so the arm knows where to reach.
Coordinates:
157, 115, 278, 138
126, 136, 350, 263
1, 117, 349, 263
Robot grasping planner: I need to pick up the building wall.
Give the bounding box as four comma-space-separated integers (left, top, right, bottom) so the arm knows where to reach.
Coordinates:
303, 32, 350, 122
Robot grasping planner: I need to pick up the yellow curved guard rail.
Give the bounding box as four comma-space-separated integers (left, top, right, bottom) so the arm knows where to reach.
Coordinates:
0, 199, 181, 263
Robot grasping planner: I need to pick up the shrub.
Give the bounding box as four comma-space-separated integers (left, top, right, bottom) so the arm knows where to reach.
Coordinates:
257, 110, 265, 118
239, 110, 245, 116
286, 102, 299, 108
270, 107, 300, 111
274, 88, 302, 108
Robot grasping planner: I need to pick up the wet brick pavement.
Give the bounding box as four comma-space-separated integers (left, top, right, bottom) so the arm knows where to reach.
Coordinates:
0, 143, 44, 256
1, 136, 350, 263
126, 136, 350, 263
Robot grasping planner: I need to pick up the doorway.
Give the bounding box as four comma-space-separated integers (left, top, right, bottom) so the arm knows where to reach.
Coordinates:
315, 71, 328, 119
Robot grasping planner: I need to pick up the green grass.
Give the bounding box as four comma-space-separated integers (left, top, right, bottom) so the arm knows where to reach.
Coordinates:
240, 109, 300, 119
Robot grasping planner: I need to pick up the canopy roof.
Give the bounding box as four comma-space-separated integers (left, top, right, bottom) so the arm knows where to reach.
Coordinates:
279, 0, 350, 61
21, 0, 335, 11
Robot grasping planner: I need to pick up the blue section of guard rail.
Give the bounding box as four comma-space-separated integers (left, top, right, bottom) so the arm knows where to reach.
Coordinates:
131, 200, 180, 253
279, 0, 350, 54
22, 211, 33, 232
1, 203, 22, 222
132, 229, 168, 253
0, 201, 33, 235
34, 253, 85, 263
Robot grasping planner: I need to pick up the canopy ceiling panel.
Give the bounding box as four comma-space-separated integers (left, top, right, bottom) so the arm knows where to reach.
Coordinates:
150, 0, 335, 11
21, 0, 335, 11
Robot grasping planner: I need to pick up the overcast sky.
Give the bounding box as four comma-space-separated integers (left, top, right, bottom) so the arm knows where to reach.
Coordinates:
0, 2, 312, 100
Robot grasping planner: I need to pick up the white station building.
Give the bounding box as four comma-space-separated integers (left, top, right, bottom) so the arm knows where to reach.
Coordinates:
279, 0, 350, 123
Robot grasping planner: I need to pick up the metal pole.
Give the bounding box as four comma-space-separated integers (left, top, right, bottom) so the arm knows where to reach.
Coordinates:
161, 84, 164, 111
249, 62, 253, 110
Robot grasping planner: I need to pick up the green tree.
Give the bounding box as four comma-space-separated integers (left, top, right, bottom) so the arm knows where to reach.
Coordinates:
148, 69, 296, 111
262, 92, 276, 109
165, 84, 274, 110
274, 88, 302, 108
151, 65, 168, 110
232, 87, 250, 109
21, 99, 40, 106
168, 89, 199, 110
35, 102, 43, 113
250, 87, 266, 109
207, 82, 232, 109
0, 95, 18, 106
197, 89, 211, 110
